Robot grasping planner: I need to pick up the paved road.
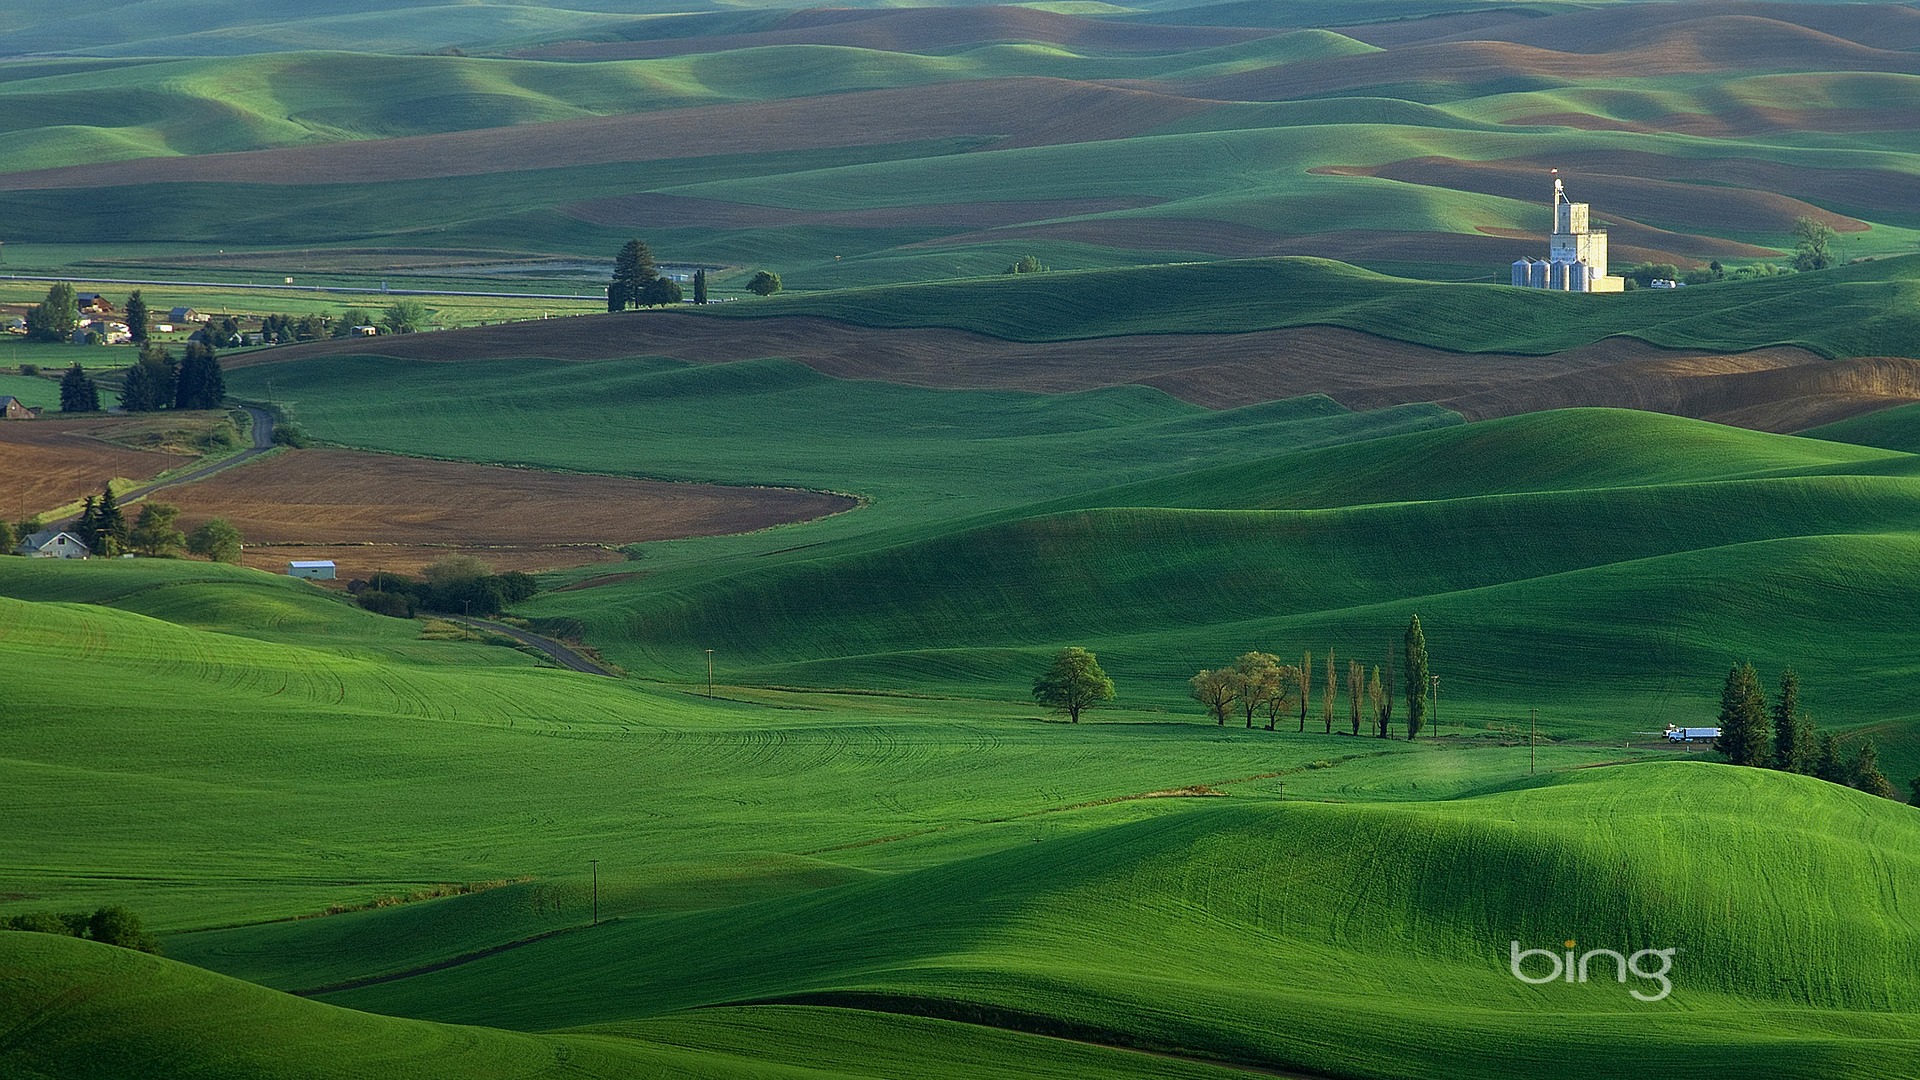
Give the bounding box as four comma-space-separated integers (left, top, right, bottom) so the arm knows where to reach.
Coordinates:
443, 615, 618, 677
0, 273, 600, 302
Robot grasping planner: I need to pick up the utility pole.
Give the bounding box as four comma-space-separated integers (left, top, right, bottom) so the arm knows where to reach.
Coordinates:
705, 649, 714, 699
1530, 708, 1537, 775
1277, 779, 1285, 802
589, 859, 599, 926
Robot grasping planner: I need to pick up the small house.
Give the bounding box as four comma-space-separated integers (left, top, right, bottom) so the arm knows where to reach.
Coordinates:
351, 324, 380, 337
17, 530, 89, 558
288, 560, 336, 580
0, 396, 35, 420
168, 307, 206, 324
75, 294, 115, 315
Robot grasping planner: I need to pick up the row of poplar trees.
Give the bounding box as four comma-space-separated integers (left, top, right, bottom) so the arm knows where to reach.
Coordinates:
1189, 615, 1435, 740
1714, 663, 1906, 800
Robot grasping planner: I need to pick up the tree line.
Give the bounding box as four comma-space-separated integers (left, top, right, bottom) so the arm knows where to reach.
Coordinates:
1189, 616, 1435, 739
2, 905, 160, 954
606, 239, 780, 311
1713, 663, 1909, 802
352, 555, 536, 619
119, 341, 226, 412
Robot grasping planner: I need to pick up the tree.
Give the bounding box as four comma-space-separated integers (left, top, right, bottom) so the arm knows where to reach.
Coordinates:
1367, 666, 1385, 738
24, 282, 78, 342
1348, 659, 1363, 735
128, 502, 184, 557
1850, 738, 1897, 799
186, 518, 243, 563
1772, 669, 1810, 773
1812, 729, 1845, 784
611, 239, 656, 310
423, 554, 491, 587
1264, 664, 1304, 731
638, 276, 683, 307
1031, 647, 1114, 724
124, 290, 149, 343
0, 519, 14, 554
1191, 668, 1237, 726
88, 906, 161, 954
1232, 651, 1283, 729
1004, 255, 1048, 274
1708, 260, 1726, 281
693, 268, 708, 305
381, 299, 428, 335
333, 308, 373, 337
174, 341, 225, 410
1403, 615, 1429, 741
1792, 216, 1836, 272
88, 484, 126, 557
120, 343, 177, 413
1379, 646, 1396, 738
747, 270, 782, 297
606, 281, 627, 313
59, 363, 99, 413
1298, 650, 1312, 733
1909, 776, 1920, 808
1713, 662, 1772, 767
1322, 648, 1336, 734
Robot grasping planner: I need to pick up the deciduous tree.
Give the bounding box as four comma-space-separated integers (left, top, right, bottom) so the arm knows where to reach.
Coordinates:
128, 502, 184, 557
639, 276, 683, 307
1031, 646, 1114, 724
1191, 668, 1236, 726
186, 518, 243, 563
1231, 651, 1283, 729
24, 282, 77, 342
747, 270, 782, 296
381, 299, 428, 335
1792, 216, 1836, 272
1403, 615, 1429, 740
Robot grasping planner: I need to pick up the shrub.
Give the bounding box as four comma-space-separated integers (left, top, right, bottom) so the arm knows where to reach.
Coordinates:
18, 363, 38, 376
357, 589, 416, 618
88, 906, 161, 953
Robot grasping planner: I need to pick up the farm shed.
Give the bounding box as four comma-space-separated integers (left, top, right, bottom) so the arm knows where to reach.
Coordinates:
288, 560, 336, 580
1, 396, 37, 420
17, 530, 89, 558
75, 294, 115, 314
168, 307, 206, 323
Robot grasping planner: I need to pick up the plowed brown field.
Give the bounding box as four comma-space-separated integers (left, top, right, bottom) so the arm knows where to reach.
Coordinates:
229, 312, 1916, 431
158, 449, 855, 579
0, 417, 194, 519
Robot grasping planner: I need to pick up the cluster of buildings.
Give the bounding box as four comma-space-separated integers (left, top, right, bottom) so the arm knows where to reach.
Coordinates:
1508, 176, 1626, 293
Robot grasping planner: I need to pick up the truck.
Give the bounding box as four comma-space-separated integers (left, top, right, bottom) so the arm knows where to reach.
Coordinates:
1664, 726, 1720, 743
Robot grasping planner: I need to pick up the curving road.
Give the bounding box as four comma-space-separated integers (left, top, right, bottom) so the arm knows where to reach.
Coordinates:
55, 405, 276, 526
443, 615, 618, 677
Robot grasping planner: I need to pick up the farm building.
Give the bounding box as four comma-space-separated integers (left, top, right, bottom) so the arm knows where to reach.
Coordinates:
74, 294, 115, 314
168, 307, 206, 323
1509, 175, 1626, 293
17, 530, 89, 558
288, 560, 336, 580
0, 396, 39, 420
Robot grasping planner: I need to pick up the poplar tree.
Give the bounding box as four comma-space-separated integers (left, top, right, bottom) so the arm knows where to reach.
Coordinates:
1298, 650, 1311, 732
1323, 648, 1336, 734
1367, 667, 1385, 738
124, 290, 149, 343
1713, 662, 1771, 767
693, 268, 708, 305
1403, 615, 1429, 741
1348, 659, 1363, 735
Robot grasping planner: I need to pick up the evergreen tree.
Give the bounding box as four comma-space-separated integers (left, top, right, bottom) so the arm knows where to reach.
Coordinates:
0, 519, 13, 554
175, 342, 225, 410
72, 496, 99, 552
1772, 669, 1809, 773
59, 363, 99, 412
606, 282, 627, 313
1850, 738, 1897, 799
611, 239, 655, 310
124, 290, 149, 343
120, 343, 177, 412
1812, 729, 1845, 783
93, 484, 126, 557
1030, 647, 1114, 724
1712, 662, 1771, 766
693, 268, 708, 305
1403, 615, 1429, 740
1909, 777, 1920, 808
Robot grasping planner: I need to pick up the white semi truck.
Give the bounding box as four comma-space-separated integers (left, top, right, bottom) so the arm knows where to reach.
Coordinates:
1664, 726, 1720, 743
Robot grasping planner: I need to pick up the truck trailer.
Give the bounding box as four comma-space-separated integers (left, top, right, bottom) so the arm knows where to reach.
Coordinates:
1664, 726, 1721, 743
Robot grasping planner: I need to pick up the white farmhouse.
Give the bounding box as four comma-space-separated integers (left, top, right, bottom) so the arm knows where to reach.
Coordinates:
17, 530, 90, 558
